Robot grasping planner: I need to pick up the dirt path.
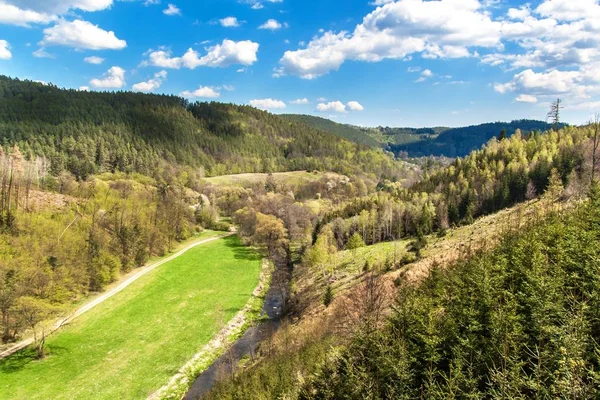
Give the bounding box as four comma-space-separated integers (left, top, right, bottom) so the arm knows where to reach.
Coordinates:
0, 233, 234, 360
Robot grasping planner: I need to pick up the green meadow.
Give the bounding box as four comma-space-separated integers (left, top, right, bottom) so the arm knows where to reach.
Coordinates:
0, 235, 262, 400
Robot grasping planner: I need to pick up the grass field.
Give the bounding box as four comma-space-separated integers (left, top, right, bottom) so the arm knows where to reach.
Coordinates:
0, 235, 262, 400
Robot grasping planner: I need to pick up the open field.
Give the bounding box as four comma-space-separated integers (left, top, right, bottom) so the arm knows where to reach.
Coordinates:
205, 170, 341, 186
0, 235, 262, 400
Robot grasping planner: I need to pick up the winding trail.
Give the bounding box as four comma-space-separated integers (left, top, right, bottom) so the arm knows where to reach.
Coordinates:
0, 233, 234, 360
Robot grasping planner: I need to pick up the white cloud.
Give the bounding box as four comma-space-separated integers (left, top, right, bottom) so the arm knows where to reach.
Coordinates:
507, 6, 531, 20
290, 98, 310, 105
180, 86, 220, 98
90, 66, 126, 89
515, 94, 538, 103
240, 0, 282, 9
316, 101, 347, 113
0, 0, 117, 26
132, 70, 167, 92
41, 20, 127, 50
347, 101, 364, 111
494, 68, 590, 98
32, 47, 53, 58
0, 40, 11, 60
146, 49, 182, 68
249, 98, 286, 110
4, 0, 113, 14
278, 0, 500, 79
259, 19, 283, 30
145, 39, 259, 69
163, 3, 181, 15
84, 55, 104, 64
78, 85, 90, 91
272, 0, 600, 110
0, 3, 55, 26
536, 0, 600, 22
415, 68, 433, 82
220, 16, 240, 27
221, 84, 235, 91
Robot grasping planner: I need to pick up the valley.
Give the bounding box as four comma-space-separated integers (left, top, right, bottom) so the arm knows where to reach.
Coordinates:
0, 75, 598, 400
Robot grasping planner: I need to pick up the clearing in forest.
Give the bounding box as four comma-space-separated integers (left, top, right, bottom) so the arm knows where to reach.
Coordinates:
0, 235, 262, 400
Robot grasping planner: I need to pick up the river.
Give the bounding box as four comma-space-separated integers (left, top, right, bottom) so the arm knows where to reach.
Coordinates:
184, 264, 290, 399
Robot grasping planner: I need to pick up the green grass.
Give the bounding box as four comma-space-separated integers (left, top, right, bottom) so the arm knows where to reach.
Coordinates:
337, 240, 411, 274
0, 235, 262, 400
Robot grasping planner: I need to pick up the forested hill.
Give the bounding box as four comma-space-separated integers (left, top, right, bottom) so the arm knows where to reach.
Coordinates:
280, 113, 560, 159
280, 114, 381, 148
391, 120, 561, 158
0, 76, 404, 180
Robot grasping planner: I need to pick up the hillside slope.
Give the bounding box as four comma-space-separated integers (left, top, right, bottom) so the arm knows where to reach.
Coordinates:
0, 77, 404, 180
391, 120, 561, 157
280, 114, 381, 148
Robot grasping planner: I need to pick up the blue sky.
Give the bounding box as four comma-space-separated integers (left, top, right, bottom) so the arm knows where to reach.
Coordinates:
1, 0, 599, 127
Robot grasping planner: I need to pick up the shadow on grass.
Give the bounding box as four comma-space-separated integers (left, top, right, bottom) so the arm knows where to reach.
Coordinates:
0, 347, 37, 373
223, 235, 262, 262
0, 344, 70, 374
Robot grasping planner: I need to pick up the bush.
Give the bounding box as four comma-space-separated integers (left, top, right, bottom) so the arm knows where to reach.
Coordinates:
323, 285, 333, 308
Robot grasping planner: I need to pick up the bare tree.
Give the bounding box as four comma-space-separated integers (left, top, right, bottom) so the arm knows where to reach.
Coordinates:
547, 98, 563, 128
339, 273, 391, 337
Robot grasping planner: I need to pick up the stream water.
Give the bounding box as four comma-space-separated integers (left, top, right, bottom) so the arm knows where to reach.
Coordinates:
184, 265, 290, 400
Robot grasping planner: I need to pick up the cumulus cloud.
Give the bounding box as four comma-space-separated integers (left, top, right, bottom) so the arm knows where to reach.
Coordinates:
84, 55, 104, 64
516, 94, 538, 103
0, 3, 55, 26
180, 85, 220, 98
132, 70, 167, 92
259, 19, 283, 30
316, 101, 347, 113
4, 0, 112, 14
249, 98, 286, 110
41, 19, 127, 50
290, 98, 310, 105
494, 68, 590, 98
0, 0, 117, 26
272, 0, 600, 108
145, 39, 259, 69
347, 101, 364, 111
163, 3, 181, 15
90, 66, 126, 89
0, 40, 11, 60
220, 16, 240, 27
278, 0, 500, 79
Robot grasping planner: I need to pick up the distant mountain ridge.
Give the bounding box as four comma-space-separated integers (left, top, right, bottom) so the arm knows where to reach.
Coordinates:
282, 114, 561, 158
389, 120, 564, 158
